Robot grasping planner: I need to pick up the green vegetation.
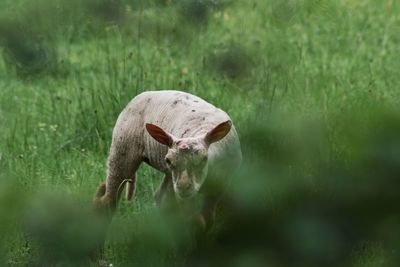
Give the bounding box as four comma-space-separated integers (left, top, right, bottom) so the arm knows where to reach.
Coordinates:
1, 0, 400, 266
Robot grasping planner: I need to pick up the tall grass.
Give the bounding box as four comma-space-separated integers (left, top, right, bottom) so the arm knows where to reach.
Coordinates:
1, 0, 400, 266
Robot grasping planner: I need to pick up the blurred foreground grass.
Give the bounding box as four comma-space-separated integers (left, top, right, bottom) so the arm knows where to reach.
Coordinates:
1, 0, 400, 266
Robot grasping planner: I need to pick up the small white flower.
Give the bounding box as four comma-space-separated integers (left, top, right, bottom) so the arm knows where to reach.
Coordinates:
50, 124, 58, 132
38, 122, 46, 131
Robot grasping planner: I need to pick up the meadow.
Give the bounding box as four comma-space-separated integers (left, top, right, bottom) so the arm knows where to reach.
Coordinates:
1, 0, 400, 266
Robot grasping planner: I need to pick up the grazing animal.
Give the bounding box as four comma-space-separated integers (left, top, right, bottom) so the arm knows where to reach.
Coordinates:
94, 90, 242, 229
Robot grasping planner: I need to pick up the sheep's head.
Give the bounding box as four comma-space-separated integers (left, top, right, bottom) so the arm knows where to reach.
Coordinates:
146, 121, 231, 199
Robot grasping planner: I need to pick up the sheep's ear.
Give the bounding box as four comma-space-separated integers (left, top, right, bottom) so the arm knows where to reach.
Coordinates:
205, 120, 232, 145
146, 123, 174, 147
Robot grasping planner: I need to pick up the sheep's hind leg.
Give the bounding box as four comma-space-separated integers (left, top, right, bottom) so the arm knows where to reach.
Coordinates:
92, 154, 140, 264
94, 143, 141, 215
125, 173, 137, 201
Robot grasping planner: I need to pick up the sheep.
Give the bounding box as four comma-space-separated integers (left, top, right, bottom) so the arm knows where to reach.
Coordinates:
94, 90, 242, 229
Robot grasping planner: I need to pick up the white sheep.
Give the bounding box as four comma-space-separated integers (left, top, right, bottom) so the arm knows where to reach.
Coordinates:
94, 90, 242, 229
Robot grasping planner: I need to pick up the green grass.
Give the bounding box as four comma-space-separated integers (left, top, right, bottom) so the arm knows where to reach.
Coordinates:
1, 0, 400, 266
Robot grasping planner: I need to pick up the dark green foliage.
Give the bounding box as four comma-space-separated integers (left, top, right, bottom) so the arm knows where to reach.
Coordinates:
87, 0, 124, 23
0, 20, 58, 76
179, 0, 213, 25
206, 44, 253, 79
22, 193, 107, 266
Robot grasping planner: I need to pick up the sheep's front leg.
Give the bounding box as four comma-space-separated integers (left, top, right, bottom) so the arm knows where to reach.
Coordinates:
200, 195, 221, 231
154, 173, 173, 206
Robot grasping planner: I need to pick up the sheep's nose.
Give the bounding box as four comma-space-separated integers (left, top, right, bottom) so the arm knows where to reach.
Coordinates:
178, 184, 194, 198
179, 182, 191, 190
178, 181, 193, 194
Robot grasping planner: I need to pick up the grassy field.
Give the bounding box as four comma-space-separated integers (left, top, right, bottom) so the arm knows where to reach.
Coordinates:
1, 0, 400, 266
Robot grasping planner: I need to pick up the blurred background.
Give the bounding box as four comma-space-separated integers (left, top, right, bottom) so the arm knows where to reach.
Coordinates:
1, 0, 400, 266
